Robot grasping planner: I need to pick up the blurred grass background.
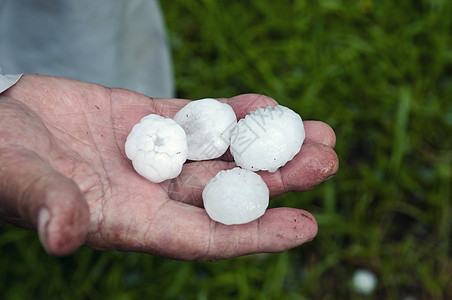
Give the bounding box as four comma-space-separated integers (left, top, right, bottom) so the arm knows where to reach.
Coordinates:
1, 0, 452, 299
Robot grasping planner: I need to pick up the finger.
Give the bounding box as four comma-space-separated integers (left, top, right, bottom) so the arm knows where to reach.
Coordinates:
217, 120, 336, 162
86, 197, 317, 261
303, 120, 336, 147
226, 94, 336, 147
202, 207, 318, 261
224, 93, 278, 119
145, 93, 277, 120
259, 142, 339, 197
151, 97, 192, 118
0, 146, 90, 255
165, 140, 338, 204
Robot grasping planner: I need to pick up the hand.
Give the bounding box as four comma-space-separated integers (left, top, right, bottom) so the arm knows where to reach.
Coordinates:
0, 75, 338, 260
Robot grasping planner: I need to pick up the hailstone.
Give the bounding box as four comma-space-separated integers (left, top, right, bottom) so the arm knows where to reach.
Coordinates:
173, 98, 237, 161
230, 105, 305, 172
202, 167, 269, 225
125, 114, 188, 183
352, 269, 377, 295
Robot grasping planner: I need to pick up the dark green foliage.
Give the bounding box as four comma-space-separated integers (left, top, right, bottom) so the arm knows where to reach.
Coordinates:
1, 0, 451, 299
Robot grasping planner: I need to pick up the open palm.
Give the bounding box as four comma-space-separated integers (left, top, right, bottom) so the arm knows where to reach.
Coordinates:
0, 75, 338, 260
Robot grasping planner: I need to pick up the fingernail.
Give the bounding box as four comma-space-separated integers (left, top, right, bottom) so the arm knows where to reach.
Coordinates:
306, 237, 316, 243
37, 208, 50, 253
324, 173, 337, 181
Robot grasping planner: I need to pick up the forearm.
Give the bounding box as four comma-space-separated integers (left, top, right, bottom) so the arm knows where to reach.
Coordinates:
0, 72, 21, 224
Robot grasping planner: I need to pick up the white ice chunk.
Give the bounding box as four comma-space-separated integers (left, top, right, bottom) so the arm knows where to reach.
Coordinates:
230, 105, 305, 172
173, 98, 237, 161
125, 114, 188, 183
202, 167, 269, 225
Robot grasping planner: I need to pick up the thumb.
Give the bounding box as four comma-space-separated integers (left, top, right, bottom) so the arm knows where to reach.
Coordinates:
0, 147, 90, 255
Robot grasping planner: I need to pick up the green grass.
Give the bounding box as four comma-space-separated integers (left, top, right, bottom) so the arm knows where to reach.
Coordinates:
1, 0, 452, 299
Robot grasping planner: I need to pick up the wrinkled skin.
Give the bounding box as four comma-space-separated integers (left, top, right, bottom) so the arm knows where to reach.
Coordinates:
0, 75, 338, 260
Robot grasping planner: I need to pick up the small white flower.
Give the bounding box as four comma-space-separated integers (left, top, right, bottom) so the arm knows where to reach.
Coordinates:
125, 114, 188, 183
352, 269, 377, 295
202, 167, 269, 225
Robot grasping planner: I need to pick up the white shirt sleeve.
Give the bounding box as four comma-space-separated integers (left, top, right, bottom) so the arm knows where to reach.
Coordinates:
0, 73, 22, 94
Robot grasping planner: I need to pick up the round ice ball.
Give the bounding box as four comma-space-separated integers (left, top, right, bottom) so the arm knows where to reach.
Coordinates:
230, 105, 305, 172
352, 269, 377, 295
125, 114, 188, 183
173, 98, 237, 161
202, 167, 269, 225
